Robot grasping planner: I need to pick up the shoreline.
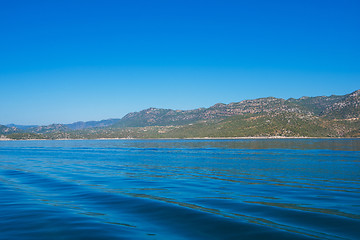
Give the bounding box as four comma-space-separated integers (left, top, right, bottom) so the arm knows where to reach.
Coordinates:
1, 136, 359, 141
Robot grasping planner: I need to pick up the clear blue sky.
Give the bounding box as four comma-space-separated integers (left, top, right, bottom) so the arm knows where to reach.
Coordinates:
1, 0, 359, 125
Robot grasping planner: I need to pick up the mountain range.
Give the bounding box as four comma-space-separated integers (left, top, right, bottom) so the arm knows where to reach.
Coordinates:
1, 89, 359, 139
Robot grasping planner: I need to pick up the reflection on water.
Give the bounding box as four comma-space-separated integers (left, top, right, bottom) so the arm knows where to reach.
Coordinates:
0, 139, 359, 239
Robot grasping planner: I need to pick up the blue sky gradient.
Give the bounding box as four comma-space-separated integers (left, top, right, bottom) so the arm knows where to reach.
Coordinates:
1, 0, 359, 125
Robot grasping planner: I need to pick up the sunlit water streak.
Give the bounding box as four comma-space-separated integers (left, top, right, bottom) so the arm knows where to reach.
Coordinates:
0, 139, 359, 239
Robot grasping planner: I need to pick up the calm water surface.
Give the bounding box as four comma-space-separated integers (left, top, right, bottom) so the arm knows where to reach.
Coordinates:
0, 139, 359, 239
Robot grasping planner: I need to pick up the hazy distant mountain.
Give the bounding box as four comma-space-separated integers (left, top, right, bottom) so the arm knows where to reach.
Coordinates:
2, 89, 360, 139
27, 124, 71, 134
66, 119, 120, 130
0, 125, 19, 135
5, 118, 120, 132
6, 124, 39, 130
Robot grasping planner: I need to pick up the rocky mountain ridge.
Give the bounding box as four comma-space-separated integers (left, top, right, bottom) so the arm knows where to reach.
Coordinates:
113, 90, 359, 128
1, 89, 359, 139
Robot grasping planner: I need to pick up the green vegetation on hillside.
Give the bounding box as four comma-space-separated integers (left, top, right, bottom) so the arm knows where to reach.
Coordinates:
2, 89, 359, 139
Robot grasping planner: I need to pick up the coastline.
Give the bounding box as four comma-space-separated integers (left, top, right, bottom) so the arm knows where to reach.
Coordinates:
1, 136, 359, 141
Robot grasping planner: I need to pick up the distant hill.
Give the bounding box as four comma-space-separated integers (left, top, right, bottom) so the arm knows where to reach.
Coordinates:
113, 97, 308, 128
2, 89, 360, 139
27, 124, 71, 134
65, 119, 120, 130
6, 124, 39, 130
320, 90, 360, 119
0, 125, 19, 135
112, 89, 360, 128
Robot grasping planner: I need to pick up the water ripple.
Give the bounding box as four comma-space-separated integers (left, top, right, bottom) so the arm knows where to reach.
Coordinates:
0, 139, 359, 239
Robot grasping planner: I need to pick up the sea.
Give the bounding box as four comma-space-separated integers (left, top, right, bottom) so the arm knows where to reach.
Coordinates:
0, 139, 359, 240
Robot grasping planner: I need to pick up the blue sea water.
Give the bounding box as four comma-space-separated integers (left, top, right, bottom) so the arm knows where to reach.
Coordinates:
0, 139, 359, 239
